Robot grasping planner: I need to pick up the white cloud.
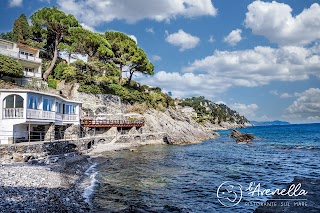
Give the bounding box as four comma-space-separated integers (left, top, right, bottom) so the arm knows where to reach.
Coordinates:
129, 35, 138, 44
8, 0, 22, 7
270, 90, 293, 98
57, 0, 217, 27
230, 103, 259, 118
285, 88, 320, 121
80, 23, 97, 32
269, 90, 279, 96
184, 45, 320, 87
224, 29, 242, 46
151, 55, 162, 62
208, 35, 215, 43
280, 93, 293, 98
165, 29, 200, 51
137, 44, 320, 100
245, 1, 320, 46
146, 28, 155, 34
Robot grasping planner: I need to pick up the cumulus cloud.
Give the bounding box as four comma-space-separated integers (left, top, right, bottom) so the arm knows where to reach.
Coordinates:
151, 55, 162, 62
230, 103, 259, 118
270, 90, 293, 98
165, 29, 200, 51
224, 29, 242, 46
245, 1, 320, 46
146, 28, 155, 34
184, 45, 320, 87
129, 35, 138, 44
285, 88, 320, 121
208, 35, 215, 43
57, 0, 217, 27
137, 44, 320, 100
8, 0, 22, 7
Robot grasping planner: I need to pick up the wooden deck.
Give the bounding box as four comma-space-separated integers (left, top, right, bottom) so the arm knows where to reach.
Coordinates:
81, 119, 145, 128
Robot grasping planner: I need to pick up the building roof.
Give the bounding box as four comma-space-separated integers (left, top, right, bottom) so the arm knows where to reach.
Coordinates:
0, 89, 82, 104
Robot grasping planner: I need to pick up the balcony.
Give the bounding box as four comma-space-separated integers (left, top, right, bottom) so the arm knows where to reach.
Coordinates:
2, 108, 24, 119
0, 48, 42, 63
23, 71, 42, 78
63, 114, 78, 121
2, 108, 79, 122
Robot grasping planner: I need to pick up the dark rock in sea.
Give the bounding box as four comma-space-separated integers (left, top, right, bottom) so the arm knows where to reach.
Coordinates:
229, 129, 255, 143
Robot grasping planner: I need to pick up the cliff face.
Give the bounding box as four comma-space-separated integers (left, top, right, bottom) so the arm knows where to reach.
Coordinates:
73, 91, 216, 144
143, 108, 216, 145
178, 97, 252, 129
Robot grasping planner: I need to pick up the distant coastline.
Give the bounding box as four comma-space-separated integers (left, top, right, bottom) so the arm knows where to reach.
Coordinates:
250, 120, 291, 126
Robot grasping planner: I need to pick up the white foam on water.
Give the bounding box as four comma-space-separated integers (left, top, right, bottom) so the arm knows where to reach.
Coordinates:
83, 163, 99, 204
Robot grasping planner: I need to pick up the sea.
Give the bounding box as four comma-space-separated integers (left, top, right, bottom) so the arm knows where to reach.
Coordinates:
85, 123, 320, 212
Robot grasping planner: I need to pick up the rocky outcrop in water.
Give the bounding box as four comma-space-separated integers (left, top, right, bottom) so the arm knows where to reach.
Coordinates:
229, 129, 255, 143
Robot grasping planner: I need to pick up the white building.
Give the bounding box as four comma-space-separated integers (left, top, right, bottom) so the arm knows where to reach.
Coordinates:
0, 89, 82, 144
0, 39, 42, 83
181, 106, 197, 118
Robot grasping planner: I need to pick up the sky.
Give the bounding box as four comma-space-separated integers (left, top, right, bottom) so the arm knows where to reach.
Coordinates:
0, 0, 320, 124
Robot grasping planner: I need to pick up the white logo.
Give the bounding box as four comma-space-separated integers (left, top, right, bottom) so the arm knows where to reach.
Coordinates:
217, 181, 243, 207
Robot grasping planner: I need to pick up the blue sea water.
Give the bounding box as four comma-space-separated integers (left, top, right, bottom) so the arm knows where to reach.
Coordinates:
90, 123, 320, 212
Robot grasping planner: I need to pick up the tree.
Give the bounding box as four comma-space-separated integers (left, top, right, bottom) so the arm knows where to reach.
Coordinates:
105, 31, 137, 85
30, 7, 78, 80
12, 14, 31, 44
127, 47, 154, 86
0, 32, 13, 41
62, 27, 113, 63
0, 54, 23, 79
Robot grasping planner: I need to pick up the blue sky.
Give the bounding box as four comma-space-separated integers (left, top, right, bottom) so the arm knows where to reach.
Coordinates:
1, 0, 320, 123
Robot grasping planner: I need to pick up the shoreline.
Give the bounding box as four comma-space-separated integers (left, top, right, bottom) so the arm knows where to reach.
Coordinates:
0, 131, 217, 212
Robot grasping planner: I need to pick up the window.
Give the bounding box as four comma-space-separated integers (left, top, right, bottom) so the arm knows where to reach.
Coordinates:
24, 67, 35, 73
0, 44, 7, 49
27, 95, 39, 109
19, 51, 34, 58
3, 94, 24, 108
56, 102, 61, 113
64, 104, 75, 114
43, 98, 53, 111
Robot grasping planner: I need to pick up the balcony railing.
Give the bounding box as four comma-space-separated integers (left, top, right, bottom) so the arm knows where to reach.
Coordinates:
0, 48, 42, 63
2, 108, 79, 122
63, 114, 78, 121
24, 71, 42, 78
2, 108, 24, 119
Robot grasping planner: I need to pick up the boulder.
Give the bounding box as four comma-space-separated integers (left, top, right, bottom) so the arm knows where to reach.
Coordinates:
229, 129, 255, 143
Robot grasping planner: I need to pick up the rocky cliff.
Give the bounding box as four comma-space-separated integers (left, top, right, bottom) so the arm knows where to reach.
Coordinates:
72, 90, 216, 144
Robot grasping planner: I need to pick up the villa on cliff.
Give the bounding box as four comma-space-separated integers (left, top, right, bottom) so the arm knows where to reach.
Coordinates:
0, 39, 82, 144
0, 89, 82, 144
0, 39, 42, 85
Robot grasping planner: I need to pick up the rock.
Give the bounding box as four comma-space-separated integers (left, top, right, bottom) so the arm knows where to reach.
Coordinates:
229, 129, 255, 143
12, 153, 24, 162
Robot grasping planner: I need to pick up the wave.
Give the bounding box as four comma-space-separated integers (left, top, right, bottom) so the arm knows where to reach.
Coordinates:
83, 163, 99, 205
270, 145, 320, 151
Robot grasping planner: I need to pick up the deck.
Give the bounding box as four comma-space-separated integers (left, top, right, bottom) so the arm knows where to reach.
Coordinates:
81, 119, 145, 128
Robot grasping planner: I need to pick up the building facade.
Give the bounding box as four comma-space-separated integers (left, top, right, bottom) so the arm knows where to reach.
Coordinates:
0, 39, 42, 83
0, 89, 82, 144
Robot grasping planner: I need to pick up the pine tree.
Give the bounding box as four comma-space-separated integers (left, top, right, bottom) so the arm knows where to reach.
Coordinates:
12, 14, 31, 44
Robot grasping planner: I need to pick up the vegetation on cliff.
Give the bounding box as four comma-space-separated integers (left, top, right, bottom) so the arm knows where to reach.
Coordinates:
179, 96, 249, 124
0, 7, 249, 124
0, 54, 23, 79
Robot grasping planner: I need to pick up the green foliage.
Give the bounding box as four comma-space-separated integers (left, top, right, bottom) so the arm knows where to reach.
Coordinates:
31, 6, 79, 80
179, 96, 250, 124
0, 54, 23, 79
52, 62, 68, 80
78, 84, 104, 94
12, 14, 31, 44
0, 32, 13, 41
47, 75, 59, 89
